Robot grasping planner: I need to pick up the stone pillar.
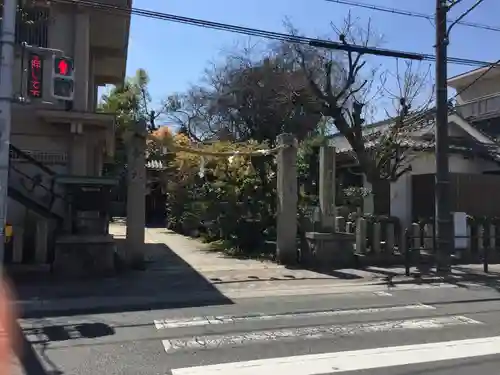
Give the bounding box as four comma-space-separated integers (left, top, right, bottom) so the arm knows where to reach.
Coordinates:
125, 120, 147, 267
319, 145, 336, 231
12, 225, 23, 263
363, 176, 374, 214
73, 10, 90, 111
276, 133, 298, 265
94, 142, 103, 176
88, 56, 96, 111
69, 10, 89, 179
69, 122, 86, 175
35, 219, 48, 264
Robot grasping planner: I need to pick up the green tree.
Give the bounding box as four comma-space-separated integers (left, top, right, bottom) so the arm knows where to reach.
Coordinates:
99, 68, 162, 134
98, 68, 171, 187
164, 50, 323, 146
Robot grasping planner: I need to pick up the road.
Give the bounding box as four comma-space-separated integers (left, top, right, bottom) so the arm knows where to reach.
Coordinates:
13, 282, 500, 374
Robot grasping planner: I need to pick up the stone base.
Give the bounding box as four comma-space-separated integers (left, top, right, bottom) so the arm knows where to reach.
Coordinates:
53, 234, 116, 279
304, 232, 356, 268
354, 251, 403, 268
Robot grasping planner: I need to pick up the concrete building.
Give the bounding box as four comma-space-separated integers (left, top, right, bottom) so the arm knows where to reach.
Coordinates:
6, 0, 131, 267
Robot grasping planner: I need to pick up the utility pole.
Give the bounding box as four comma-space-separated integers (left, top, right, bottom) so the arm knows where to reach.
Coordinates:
434, 0, 452, 273
0, 0, 17, 278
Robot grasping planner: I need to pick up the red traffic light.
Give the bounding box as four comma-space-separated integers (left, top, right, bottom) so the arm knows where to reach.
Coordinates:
54, 57, 73, 76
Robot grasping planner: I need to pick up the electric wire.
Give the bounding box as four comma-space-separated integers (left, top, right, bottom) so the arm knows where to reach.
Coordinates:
50, 0, 499, 69
324, 0, 500, 33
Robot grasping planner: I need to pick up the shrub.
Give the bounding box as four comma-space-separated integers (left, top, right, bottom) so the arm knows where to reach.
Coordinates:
151, 133, 277, 255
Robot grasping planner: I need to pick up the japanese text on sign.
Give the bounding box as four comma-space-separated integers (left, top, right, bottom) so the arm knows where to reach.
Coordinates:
28, 53, 43, 98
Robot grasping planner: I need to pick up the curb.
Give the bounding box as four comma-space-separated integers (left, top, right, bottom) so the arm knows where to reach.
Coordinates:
389, 272, 499, 285
11, 280, 426, 318
15, 273, 497, 318
15, 293, 234, 319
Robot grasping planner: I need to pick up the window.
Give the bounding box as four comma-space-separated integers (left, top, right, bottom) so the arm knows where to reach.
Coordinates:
15, 3, 50, 48
0, 0, 50, 48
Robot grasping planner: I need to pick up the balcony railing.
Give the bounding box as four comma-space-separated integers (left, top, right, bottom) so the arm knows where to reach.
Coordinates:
456, 93, 500, 119
0, 1, 50, 48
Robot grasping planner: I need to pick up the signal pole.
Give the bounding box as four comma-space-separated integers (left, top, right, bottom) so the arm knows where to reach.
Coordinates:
434, 0, 452, 273
0, 0, 17, 278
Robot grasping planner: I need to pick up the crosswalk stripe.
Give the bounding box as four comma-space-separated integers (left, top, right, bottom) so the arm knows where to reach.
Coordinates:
162, 315, 481, 354
170, 334, 500, 375
153, 303, 435, 329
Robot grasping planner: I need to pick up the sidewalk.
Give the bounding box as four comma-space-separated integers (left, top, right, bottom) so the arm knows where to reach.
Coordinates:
10, 224, 500, 317
142, 227, 500, 286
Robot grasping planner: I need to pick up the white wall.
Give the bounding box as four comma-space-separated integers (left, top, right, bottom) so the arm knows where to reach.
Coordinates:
456, 76, 500, 104
389, 151, 500, 227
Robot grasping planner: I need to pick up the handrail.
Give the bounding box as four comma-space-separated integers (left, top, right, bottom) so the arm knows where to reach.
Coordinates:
9, 164, 66, 202
8, 145, 69, 215
456, 92, 500, 107
9, 144, 56, 176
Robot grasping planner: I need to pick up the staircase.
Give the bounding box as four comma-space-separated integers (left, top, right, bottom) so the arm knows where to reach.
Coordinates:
6, 145, 67, 265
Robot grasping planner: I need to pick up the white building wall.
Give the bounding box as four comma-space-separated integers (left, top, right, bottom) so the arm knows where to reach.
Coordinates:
455, 77, 500, 104
389, 152, 500, 228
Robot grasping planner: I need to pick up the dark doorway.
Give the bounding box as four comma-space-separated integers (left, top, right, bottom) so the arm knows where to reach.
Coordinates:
146, 182, 166, 227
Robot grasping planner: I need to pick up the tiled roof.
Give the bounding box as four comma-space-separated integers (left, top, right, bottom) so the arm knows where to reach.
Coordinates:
329, 107, 500, 164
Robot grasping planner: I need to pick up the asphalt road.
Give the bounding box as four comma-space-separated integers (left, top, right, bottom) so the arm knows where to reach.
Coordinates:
13, 282, 500, 375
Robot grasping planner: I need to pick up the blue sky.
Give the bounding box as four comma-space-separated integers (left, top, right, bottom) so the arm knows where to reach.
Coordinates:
124, 0, 499, 120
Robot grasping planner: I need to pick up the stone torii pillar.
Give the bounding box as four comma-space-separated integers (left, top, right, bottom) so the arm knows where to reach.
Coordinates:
125, 120, 147, 267
319, 144, 336, 231
276, 133, 298, 265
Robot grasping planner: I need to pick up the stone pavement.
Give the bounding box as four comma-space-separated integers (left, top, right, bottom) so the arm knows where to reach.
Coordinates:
10, 223, 500, 317
141, 226, 500, 287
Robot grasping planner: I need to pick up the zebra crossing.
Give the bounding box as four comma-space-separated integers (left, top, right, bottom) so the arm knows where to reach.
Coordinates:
152, 302, 500, 374
170, 336, 500, 375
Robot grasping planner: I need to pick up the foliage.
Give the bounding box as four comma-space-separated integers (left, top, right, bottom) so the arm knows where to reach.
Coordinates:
99, 69, 160, 135
163, 49, 322, 145
153, 133, 277, 255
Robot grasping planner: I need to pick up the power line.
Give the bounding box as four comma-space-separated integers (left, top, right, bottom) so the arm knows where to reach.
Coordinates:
51, 0, 498, 68
324, 0, 500, 33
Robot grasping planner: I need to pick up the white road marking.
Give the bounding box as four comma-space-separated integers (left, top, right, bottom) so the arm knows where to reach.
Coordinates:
170, 334, 500, 375
373, 291, 392, 296
153, 303, 434, 329
161, 315, 481, 354
219, 282, 458, 299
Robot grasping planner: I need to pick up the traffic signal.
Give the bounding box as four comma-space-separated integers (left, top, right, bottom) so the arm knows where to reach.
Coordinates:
51, 55, 74, 100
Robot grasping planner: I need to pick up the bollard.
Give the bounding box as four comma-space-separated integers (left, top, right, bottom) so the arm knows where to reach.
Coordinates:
411, 223, 421, 250
404, 228, 411, 276
372, 222, 381, 254
386, 222, 395, 254
346, 221, 354, 234
336, 216, 346, 232
423, 223, 433, 251
356, 218, 367, 254
477, 224, 484, 253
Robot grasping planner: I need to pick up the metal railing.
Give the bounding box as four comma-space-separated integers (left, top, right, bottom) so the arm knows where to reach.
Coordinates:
403, 230, 491, 276
8, 145, 66, 215
456, 93, 500, 119
0, 1, 50, 47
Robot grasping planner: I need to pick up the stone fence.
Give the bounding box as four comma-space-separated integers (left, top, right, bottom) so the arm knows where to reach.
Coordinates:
407, 218, 500, 258
342, 216, 499, 257
302, 206, 500, 267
